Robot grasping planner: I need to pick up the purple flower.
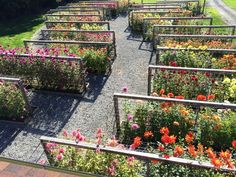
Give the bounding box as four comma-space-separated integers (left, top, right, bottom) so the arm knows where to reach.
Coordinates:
127, 114, 133, 121
122, 86, 128, 93
131, 124, 139, 130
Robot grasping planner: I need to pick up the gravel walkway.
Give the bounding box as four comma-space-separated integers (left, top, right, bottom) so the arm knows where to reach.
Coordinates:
207, 0, 236, 25
0, 16, 151, 162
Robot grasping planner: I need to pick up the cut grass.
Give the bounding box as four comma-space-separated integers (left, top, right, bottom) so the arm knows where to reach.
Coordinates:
0, 15, 44, 48
205, 7, 226, 25
222, 0, 236, 10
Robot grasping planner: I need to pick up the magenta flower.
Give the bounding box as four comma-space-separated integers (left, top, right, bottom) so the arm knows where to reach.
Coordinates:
62, 130, 68, 137
72, 130, 77, 137
122, 86, 128, 93
57, 154, 63, 161
131, 124, 140, 130
127, 114, 133, 121
38, 159, 46, 165
59, 148, 65, 154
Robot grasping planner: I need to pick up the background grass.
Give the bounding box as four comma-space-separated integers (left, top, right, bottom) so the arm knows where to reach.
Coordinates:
0, 15, 44, 48
222, 0, 236, 10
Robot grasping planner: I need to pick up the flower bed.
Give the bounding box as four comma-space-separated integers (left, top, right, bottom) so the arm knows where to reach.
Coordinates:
144, 17, 213, 41
130, 10, 193, 31
23, 40, 115, 74
40, 128, 236, 176
155, 34, 236, 50
45, 14, 102, 22
148, 65, 236, 103
0, 52, 86, 93
147, 23, 234, 41
49, 9, 102, 16
41, 29, 115, 43
0, 77, 30, 122
114, 93, 236, 150
45, 21, 110, 31
155, 47, 236, 69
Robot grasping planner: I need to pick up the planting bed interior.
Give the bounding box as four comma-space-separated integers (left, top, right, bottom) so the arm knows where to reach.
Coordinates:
45, 14, 103, 22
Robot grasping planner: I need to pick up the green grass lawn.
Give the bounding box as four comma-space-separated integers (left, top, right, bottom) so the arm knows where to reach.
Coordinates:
222, 0, 236, 10
0, 15, 44, 48
205, 7, 226, 25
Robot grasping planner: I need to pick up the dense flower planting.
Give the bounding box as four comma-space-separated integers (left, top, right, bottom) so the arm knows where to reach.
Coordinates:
47, 23, 108, 31
46, 31, 113, 43
121, 98, 236, 150
152, 69, 236, 103
43, 128, 236, 176
44, 129, 143, 176
0, 80, 28, 121
160, 39, 236, 49
47, 15, 102, 22
131, 10, 192, 31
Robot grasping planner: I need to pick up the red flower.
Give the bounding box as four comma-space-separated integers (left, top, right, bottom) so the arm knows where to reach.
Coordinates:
205, 72, 211, 77
163, 154, 170, 159
175, 95, 184, 99
174, 146, 184, 157
232, 140, 236, 149
191, 75, 198, 81
161, 134, 176, 145
160, 127, 169, 135
130, 136, 142, 150
160, 89, 165, 95
206, 148, 216, 159
197, 95, 206, 101
188, 145, 197, 158
167, 92, 174, 98
207, 94, 215, 100
151, 159, 159, 164
157, 145, 165, 152
169, 61, 177, 67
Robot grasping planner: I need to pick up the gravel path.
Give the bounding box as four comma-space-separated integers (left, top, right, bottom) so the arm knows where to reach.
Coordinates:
0, 16, 151, 162
207, 0, 236, 25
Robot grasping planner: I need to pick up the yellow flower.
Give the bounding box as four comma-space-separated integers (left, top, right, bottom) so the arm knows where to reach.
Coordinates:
223, 77, 231, 84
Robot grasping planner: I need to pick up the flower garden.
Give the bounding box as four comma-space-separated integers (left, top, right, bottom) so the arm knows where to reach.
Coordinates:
1, 0, 236, 176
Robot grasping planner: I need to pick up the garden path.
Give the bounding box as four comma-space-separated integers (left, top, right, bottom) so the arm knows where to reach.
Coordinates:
207, 0, 236, 25
0, 16, 152, 163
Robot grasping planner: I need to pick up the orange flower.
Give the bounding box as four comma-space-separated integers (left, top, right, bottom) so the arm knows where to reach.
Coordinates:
225, 159, 235, 169
197, 144, 204, 155
207, 94, 215, 100
219, 150, 231, 160
161, 134, 176, 145
160, 127, 169, 135
130, 136, 142, 150
175, 95, 184, 99
174, 146, 184, 157
185, 132, 194, 143
160, 89, 165, 95
232, 140, 236, 149
167, 92, 174, 98
197, 95, 206, 101
188, 144, 197, 158
144, 131, 153, 138
211, 158, 223, 168
206, 148, 216, 159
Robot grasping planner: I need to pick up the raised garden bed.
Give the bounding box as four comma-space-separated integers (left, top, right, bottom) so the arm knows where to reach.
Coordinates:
113, 93, 236, 150
40, 128, 236, 177
143, 16, 213, 41
147, 65, 236, 103
149, 24, 236, 43
48, 9, 102, 16
45, 14, 103, 22
155, 34, 236, 50
130, 10, 193, 31
155, 47, 236, 68
23, 40, 116, 74
0, 77, 31, 122
0, 53, 87, 94
41, 29, 116, 44
45, 21, 110, 31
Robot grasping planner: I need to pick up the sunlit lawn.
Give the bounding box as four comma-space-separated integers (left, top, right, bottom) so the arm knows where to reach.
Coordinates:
222, 0, 236, 10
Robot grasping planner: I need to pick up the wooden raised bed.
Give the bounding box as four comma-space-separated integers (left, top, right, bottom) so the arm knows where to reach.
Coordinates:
45, 14, 103, 22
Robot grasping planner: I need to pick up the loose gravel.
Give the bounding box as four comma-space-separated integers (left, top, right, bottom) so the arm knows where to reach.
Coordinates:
0, 16, 152, 162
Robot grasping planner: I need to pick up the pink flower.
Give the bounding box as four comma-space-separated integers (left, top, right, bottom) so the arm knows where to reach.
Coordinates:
72, 130, 77, 137
131, 124, 139, 130
122, 86, 128, 93
38, 159, 46, 165
62, 130, 68, 137
59, 148, 65, 154
56, 154, 63, 161
127, 114, 133, 121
